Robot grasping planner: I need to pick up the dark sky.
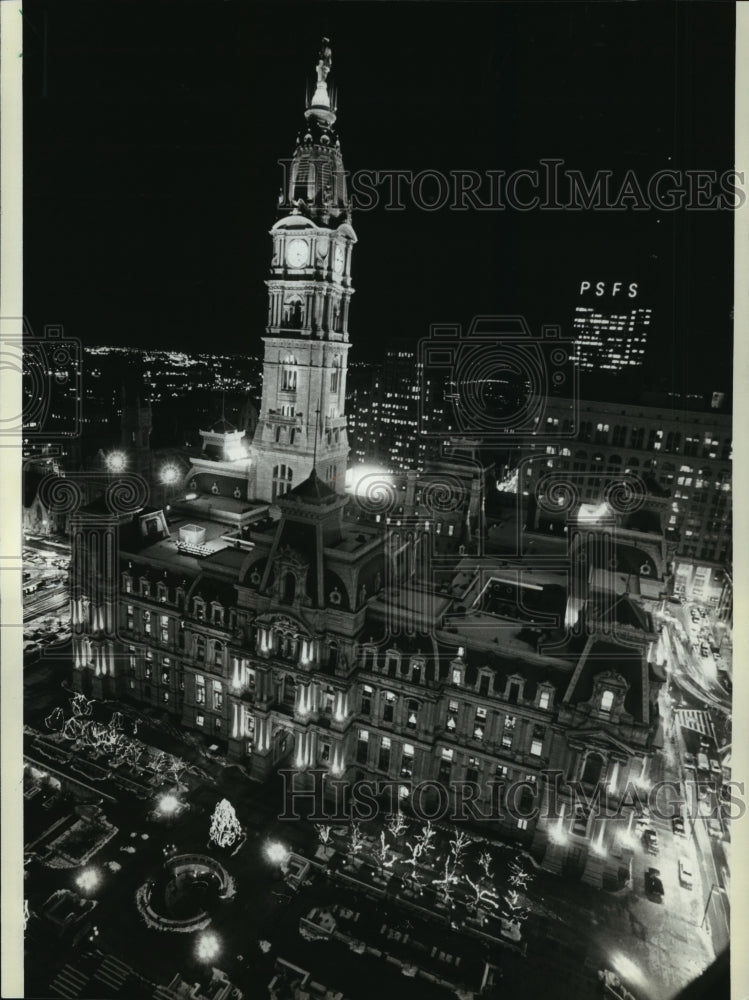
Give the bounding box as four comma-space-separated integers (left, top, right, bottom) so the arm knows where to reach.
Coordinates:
23, 2, 735, 392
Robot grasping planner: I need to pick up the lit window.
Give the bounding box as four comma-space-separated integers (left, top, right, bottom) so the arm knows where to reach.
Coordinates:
600, 690, 614, 713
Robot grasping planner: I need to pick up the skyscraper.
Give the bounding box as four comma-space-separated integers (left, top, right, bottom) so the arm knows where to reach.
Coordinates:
571, 279, 652, 373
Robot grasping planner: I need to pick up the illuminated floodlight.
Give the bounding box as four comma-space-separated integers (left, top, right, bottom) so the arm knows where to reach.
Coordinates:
263, 840, 291, 867
75, 868, 101, 893
106, 451, 127, 473
195, 931, 221, 962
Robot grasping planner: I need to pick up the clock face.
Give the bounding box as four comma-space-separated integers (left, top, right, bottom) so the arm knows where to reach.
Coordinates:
333, 244, 345, 273
286, 239, 309, 268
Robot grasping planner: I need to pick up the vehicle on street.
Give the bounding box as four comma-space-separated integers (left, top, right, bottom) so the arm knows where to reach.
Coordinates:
672, 815, 686, 837
708, 817, 723, 839
645, 867, 664, 900
643, 828, 659, 854
678, 857, 693, 889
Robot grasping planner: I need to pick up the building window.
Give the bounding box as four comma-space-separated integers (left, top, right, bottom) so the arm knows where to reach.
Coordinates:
502, 733, 513, 750
466, 756, 480, 785
357, 728, 369, 765
361, 684, 373, 716
213, 681, 223, 711
539, 690, 551, 711
530, 740, 543, 757
196, 713, 204, 727
473, 706, 486, 741
505, 714, 517, 730
196, 674, 205, 705
379, 736, 391, 773
438, 747, 454, 782
401, 743, 414, 778
406, 699, 419, 731
383, 691, 396, 724
272, 464, 293, 500
600, 690, 614, 713
446, 699, 459, 732
319, 741, 331, 765
517, 818, 528, 831
163, 691, 169, 704
452, 668, 462, 685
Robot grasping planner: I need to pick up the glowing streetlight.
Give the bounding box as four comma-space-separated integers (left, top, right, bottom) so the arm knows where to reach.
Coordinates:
263, 840, 291, 869
160, 464, 180, 486
156, 792, 180, 817
75, 868, 101, 893
195, 931, 221, 962
106, 451, 127, 473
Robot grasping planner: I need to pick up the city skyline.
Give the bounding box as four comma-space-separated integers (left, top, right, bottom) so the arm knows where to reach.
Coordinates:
23, 2, 734, 394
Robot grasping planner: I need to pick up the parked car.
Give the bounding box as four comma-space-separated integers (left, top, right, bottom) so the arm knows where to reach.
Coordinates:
678, 857, 693, 889
707, 817, 723, 839
643, 828, 659, 854
645, 868, 664, 900
672, 815, 686, 837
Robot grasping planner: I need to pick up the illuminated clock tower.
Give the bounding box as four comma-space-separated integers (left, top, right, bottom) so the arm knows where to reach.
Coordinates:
251, 39, 356, 502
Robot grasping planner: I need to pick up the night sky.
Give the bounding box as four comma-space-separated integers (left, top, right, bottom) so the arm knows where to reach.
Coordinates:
23, 2, 735, 393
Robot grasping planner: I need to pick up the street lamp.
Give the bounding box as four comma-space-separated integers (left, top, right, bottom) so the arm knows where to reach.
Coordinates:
263, 840, 291, 871
156, 792, 180, 817
75, 868, 101, 894
195, 931, 221, 962
105, 451, 127, 474
160, 464, 180, 486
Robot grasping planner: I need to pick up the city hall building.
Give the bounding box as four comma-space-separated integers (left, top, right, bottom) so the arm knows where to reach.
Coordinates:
71, 42, 668, 885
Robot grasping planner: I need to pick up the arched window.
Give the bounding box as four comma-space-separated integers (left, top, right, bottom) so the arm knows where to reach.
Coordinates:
272, 464, 293, 500
282, 298, 304, 330
600, 690, 614, 713
330, 356, 341, 394
281, 353, 298, 391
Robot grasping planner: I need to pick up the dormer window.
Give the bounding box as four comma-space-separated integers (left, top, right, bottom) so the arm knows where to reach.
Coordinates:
157, 583, 167, 603
452, 668, 462, 685
538, 689, 552, 711
211, 603, 223, 625
140, 579, 150, 598
123, 575, 132, 594
600, 690, 614, 714
194, 599, 205, 621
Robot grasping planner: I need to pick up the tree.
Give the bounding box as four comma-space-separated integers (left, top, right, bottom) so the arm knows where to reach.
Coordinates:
209, 799, 242, 848
347, 822, 365, 860
373, 831, 395, 874
478, 849, 494, 880
464, 874, 499, 915
70, 693, 93, 717
501, 888, 529, 924
315, 824, 332, 848
386, 810, 409, 840
449, 829, 472, 870
61, 715, 84, 741
508, 860, 534, 891
45, 707, 65, 733
432, 858, 459, 907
